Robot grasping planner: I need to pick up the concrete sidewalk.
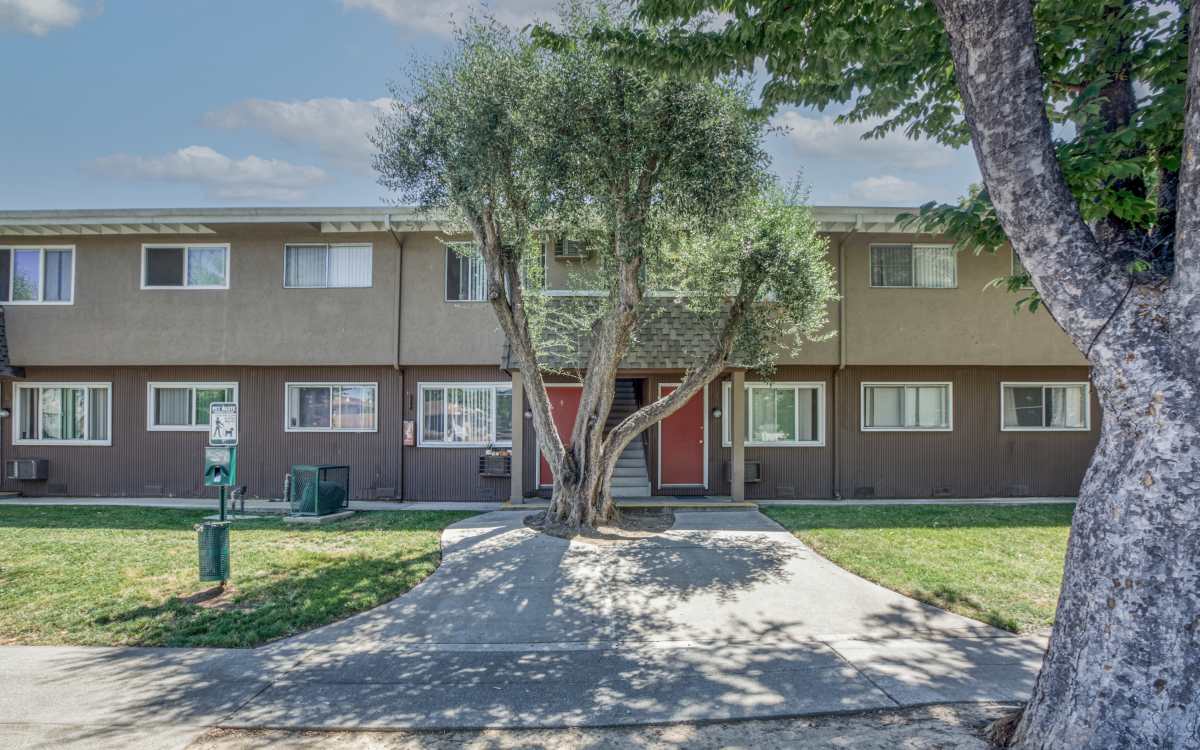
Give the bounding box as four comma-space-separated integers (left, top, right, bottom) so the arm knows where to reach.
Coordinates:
0, 510, 1047, 749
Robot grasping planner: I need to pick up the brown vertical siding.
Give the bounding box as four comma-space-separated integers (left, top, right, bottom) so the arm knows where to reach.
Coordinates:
400, 365, 513, 501
2, 366, 402, 499
838, 366, 1099, 498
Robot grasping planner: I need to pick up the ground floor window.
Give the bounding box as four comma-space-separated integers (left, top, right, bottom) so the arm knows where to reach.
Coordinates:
721, 382, 825, 446
861, 382, 952, 431
14, 383, 111, 445
147, 382, 237, 431
286, 383, 378, 432
419, 382, 512, 447
1002, 382, 1089, 431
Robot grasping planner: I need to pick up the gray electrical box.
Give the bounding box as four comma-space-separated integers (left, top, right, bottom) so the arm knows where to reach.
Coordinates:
6, 458, 48, 481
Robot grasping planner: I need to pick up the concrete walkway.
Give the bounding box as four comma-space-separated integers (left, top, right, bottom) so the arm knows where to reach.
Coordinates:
0, 510, 1047, 749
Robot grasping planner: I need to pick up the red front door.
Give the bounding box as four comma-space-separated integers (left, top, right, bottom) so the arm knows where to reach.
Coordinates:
658, 384, 706, 486
539, 385, 582, 487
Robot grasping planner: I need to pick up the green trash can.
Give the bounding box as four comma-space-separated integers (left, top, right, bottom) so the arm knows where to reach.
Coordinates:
196, 521, 230, 582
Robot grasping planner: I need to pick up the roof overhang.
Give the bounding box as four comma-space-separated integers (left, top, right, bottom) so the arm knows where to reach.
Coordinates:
0, 205, 928, 237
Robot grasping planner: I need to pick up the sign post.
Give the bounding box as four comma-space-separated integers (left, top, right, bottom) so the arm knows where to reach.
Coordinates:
206, 402, 238, 522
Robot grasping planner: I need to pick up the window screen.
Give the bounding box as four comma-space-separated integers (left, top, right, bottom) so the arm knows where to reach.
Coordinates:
446, 245, 487, 301
145, 247, 185, 286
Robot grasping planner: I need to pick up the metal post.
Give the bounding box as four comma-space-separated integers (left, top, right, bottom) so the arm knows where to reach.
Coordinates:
220, 485, 227, 522
731, 369, 746, 502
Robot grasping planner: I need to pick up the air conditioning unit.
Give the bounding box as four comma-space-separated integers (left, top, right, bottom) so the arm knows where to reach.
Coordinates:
553, 237, 589, 259
6, 458, 48, 481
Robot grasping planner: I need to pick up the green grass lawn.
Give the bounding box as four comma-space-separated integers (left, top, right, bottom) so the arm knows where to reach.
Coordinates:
0, 506, 476, 648
763, 504, 1074, 633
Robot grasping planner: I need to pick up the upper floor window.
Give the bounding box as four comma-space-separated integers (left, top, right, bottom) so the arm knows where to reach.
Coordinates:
0, 246, 74, 304
445, 244, 487, 301
419, 382, 512, 447
862, 382, 952, 431
284, 244, 372, 288
148, 382, 238, 431
142, 244, 229, 289
13, 382, 111, 446
870, 244, 956, 288
721, 382, 825, 447
1002, 382, 1090, 431
286, 383, 378, 432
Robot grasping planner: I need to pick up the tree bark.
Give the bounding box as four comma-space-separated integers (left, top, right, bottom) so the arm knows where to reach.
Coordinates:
933, 0, 1200, 746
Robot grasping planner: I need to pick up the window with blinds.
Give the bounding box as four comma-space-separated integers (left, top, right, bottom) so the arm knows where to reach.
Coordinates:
862, 383, 952, 431
284, 244, 372, 288
14, 383, 111, 445
419, 383, 513, 446
445, 244, 487, 301
870, 245, 956, 288
0, 247, 74, 303
148, 382, 237, 430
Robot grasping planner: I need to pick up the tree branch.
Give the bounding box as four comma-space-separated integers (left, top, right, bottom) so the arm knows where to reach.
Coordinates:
933, 0, 1130, 354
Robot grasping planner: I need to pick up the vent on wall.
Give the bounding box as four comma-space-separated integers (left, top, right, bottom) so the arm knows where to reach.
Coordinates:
1007, 483, 1030, 497
775, 485, 795, 499
932, 486, 952, 498
854, 486, 876, 498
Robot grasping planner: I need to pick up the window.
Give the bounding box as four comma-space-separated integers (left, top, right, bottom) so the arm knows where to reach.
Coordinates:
147, 382, 238, 431
721, 382, 825, 447
870, 244, 956, 288
285, 383, 377, 432
445, 243, 487, 301
142, 244, 229, 289
284, 244, 372, 288
13, 383, 111, 445
0, 247, 74, 304
419, 383, 513, 446
1002, 382, 1090, 431
862, 382, 952, 431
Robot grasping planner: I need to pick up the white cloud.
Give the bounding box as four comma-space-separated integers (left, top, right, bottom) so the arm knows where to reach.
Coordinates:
88, 146, 330, 202
342, 0, 557, 36
203, 97, 391, 168
0, 0, 86, 36
773, 111, 960, 171
848, 175, 923, 204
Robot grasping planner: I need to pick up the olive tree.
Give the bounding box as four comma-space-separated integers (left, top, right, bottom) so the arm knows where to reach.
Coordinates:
373, 8, 835, 528
592, 0, 1199, 746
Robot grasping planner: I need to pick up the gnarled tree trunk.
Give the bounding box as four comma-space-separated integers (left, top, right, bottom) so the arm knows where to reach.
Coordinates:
934, 0, 1200, 746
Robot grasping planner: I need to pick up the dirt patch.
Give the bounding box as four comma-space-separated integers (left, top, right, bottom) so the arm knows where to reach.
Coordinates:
192, 703, 1017, 749
182, 584, 255, 612
524, 509, 675, 546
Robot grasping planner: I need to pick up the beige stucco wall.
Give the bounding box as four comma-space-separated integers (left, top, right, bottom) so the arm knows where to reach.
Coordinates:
837, 232, 1085, 366
2, 225, 402, 366
397, 231, 507, 365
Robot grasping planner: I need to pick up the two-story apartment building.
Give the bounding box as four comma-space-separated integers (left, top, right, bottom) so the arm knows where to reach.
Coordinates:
0, 206, 1099, 502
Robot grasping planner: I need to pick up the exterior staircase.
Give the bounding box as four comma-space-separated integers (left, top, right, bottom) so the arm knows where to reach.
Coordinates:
607, 380, 652, 498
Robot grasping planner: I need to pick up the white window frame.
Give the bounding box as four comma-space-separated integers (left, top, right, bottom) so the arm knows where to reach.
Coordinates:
721, 381, 826, 447
1000, 381, 1091, 432
869, 244, 958, 289
444, 242, 488, 303
141, 243, 231, 290
146, 382, 239, 432
0, 246, 76, 305
282, 243, 373, 289
284, 382, 379, 433
860, 381, 954, 432
12, 381, 113, 446
417, 381, 514, 448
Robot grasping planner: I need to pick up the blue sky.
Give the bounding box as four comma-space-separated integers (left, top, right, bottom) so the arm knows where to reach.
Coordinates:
0, 0, 980, 209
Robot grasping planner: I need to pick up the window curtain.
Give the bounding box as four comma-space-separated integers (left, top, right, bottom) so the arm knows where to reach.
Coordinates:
867, 386, 903, 427
870, 245, 913, 287
286, 245, 327, 287
1046, 386, 1085, 428
18, 388, 37, 440
913, 246, 956, 288
155, 387, 192, 426
88, 387, 109, 441
907, 386, 947, 427
328, 245, 372, 288
446, 387, 493, 443
44, 250, 72, 302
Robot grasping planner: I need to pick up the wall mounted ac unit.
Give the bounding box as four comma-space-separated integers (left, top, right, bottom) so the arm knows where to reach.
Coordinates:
6, 458, 48, 481
553, 237, 589, 259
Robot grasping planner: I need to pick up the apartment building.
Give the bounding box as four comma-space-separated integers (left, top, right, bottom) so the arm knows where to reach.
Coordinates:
0, 206, 1099, 502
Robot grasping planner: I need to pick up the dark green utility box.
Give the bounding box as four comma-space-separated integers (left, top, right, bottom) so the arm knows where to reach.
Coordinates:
289, 465, 351, 516
196, 521, 230, 581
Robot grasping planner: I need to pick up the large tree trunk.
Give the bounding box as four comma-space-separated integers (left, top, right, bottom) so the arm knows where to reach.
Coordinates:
933, 0, 1200, 746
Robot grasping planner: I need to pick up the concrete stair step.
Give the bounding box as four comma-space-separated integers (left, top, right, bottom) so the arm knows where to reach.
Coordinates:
611, 476, 650, 487
611, 484, 653, 498
612, 466, 647, 478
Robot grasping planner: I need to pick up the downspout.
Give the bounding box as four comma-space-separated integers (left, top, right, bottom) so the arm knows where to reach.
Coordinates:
833, 219, 858, 500
388, 219, 406, 500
